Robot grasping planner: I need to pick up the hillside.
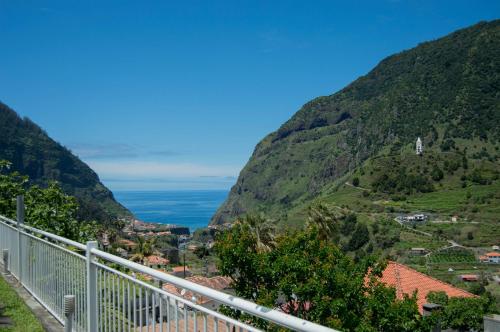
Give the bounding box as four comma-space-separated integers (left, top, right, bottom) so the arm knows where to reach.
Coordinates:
211, 20, 500, 226
0, 102, 131, 222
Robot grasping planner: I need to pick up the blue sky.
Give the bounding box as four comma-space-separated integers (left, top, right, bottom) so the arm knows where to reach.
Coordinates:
1, 1, 498, 190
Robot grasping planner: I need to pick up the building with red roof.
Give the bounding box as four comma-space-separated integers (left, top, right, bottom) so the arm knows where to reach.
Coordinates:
144, 255, 169, 268
379, 261, 475, 313
485, 252, 500, 263
163, 276, 232, 310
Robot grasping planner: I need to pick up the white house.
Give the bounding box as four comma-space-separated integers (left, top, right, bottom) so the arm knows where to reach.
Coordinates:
485, 252, 500, 263
416, 137, 423, 155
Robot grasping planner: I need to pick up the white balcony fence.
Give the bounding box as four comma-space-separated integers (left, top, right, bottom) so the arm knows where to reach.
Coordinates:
0, 199, 337, 332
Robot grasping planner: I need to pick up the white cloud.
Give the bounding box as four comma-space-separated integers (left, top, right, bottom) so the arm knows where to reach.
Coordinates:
88, 160, 241, 179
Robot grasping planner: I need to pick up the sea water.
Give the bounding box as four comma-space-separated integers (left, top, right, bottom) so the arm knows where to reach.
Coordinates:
114, 190, 229, 232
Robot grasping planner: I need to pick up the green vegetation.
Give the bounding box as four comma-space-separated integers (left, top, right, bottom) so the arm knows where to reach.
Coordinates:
1, 160, 102, 241
0, 276, 44, 332
426, 291, 495, 331
214, 211, 497, 331
427, 248, 476, 264
211, 20, 500, 229
215, 220, 425, 331
0, 102, 131, 222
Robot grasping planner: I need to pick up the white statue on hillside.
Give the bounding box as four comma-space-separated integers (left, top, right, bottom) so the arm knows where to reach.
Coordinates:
416, 137, 423, 155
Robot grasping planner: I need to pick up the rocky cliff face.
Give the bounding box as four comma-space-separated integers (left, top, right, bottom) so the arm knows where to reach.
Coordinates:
211, 20, 500, 226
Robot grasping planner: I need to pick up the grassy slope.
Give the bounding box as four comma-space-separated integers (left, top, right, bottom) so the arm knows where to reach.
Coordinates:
0, 276, 44, 332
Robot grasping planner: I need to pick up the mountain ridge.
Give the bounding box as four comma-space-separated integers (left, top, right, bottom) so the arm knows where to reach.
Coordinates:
211, 19, 500, 226
0, 102, 132, 222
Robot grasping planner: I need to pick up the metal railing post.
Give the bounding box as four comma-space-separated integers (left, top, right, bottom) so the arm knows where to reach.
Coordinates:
86, 241, 98, 332
64, 294, 75, 332
16, 195, 24, 282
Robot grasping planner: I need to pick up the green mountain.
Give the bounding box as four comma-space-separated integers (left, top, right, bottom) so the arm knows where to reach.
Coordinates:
211, 20, 500, 227
0, 102, 131, 222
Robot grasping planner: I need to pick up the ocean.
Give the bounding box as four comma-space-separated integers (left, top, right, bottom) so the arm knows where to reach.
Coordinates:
114, 190, 229, 232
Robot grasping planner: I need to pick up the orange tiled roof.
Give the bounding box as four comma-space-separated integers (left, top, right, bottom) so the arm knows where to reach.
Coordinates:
118, 239, 137, 247
145, 255, 169, 265
379, 261, 475, 313
162, 276, 231, 304
172, 266, 189, 273
486, 252, 500, 257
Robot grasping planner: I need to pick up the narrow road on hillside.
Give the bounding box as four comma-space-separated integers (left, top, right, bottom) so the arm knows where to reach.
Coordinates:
344, 182, 370, 191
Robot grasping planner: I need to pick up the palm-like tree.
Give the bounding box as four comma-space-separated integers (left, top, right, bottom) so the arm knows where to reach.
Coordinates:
237, 214, 276, 253
131, 235, 155, 264
306, 201, 341, 242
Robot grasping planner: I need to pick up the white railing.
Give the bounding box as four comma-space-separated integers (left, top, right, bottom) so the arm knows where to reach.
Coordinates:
0, 198, 337, 332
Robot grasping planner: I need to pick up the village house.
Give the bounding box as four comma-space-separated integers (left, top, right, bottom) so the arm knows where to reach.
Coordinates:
170, 266, 192, 278
484, 252, 500, 263
144, 255, 169, 269
162, 276, 232, 310
401, 214, 427, 224
410, 247, 428, 255
118, 239, 137, 251
377, 261, 476, 313
459, 274, 479, 282
480, 255, 489, 263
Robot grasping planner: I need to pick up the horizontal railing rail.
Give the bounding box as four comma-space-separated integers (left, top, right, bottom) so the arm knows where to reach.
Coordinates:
0, 197, 338, 332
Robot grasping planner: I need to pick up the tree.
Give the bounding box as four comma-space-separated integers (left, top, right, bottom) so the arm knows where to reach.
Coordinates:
131, 235, 156, 264
352, 177, 360, 187
237, 214, 276, 253
0, 160, 27, 218
306, 202, 341, 242
340, 213, 358, 236
426, 291, 494, 331
25, 182, 97, 242
345, 222, 370, 251
215, 224, 425, 331
0, 161, 97, 242
431, 166, 444, 181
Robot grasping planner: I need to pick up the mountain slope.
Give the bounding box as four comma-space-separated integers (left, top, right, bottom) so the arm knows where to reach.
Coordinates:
0, 102, 131, 221
211, 20, 500, 226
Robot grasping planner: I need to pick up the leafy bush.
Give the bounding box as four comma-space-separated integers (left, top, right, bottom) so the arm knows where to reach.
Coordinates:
352, 177, 360, 187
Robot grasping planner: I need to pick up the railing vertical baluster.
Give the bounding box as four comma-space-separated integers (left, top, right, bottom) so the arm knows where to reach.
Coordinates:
184, 305, 188, 332
122, 277, 126, 332
139, 286, 143, 331
127, 279, 131, 332
133, 279, 137, 329
159, 295, 164, 332
16, 195, 24, 283
152, 291, 156, 332
112, 274, 116, 332
145, 289, 149, 329
86, 241, 98, 332
166, 295, 171, 332
175, 299, 179, 332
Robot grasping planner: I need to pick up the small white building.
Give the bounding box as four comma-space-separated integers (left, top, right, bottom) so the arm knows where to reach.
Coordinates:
416, 137, 423, 155
402, 214, 427, 223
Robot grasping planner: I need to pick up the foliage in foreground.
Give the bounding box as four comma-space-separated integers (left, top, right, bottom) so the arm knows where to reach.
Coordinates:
215, 217, 423, 331
426, 291, 496, 332
215, 211, 496, 331
0, 160, 98, 242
